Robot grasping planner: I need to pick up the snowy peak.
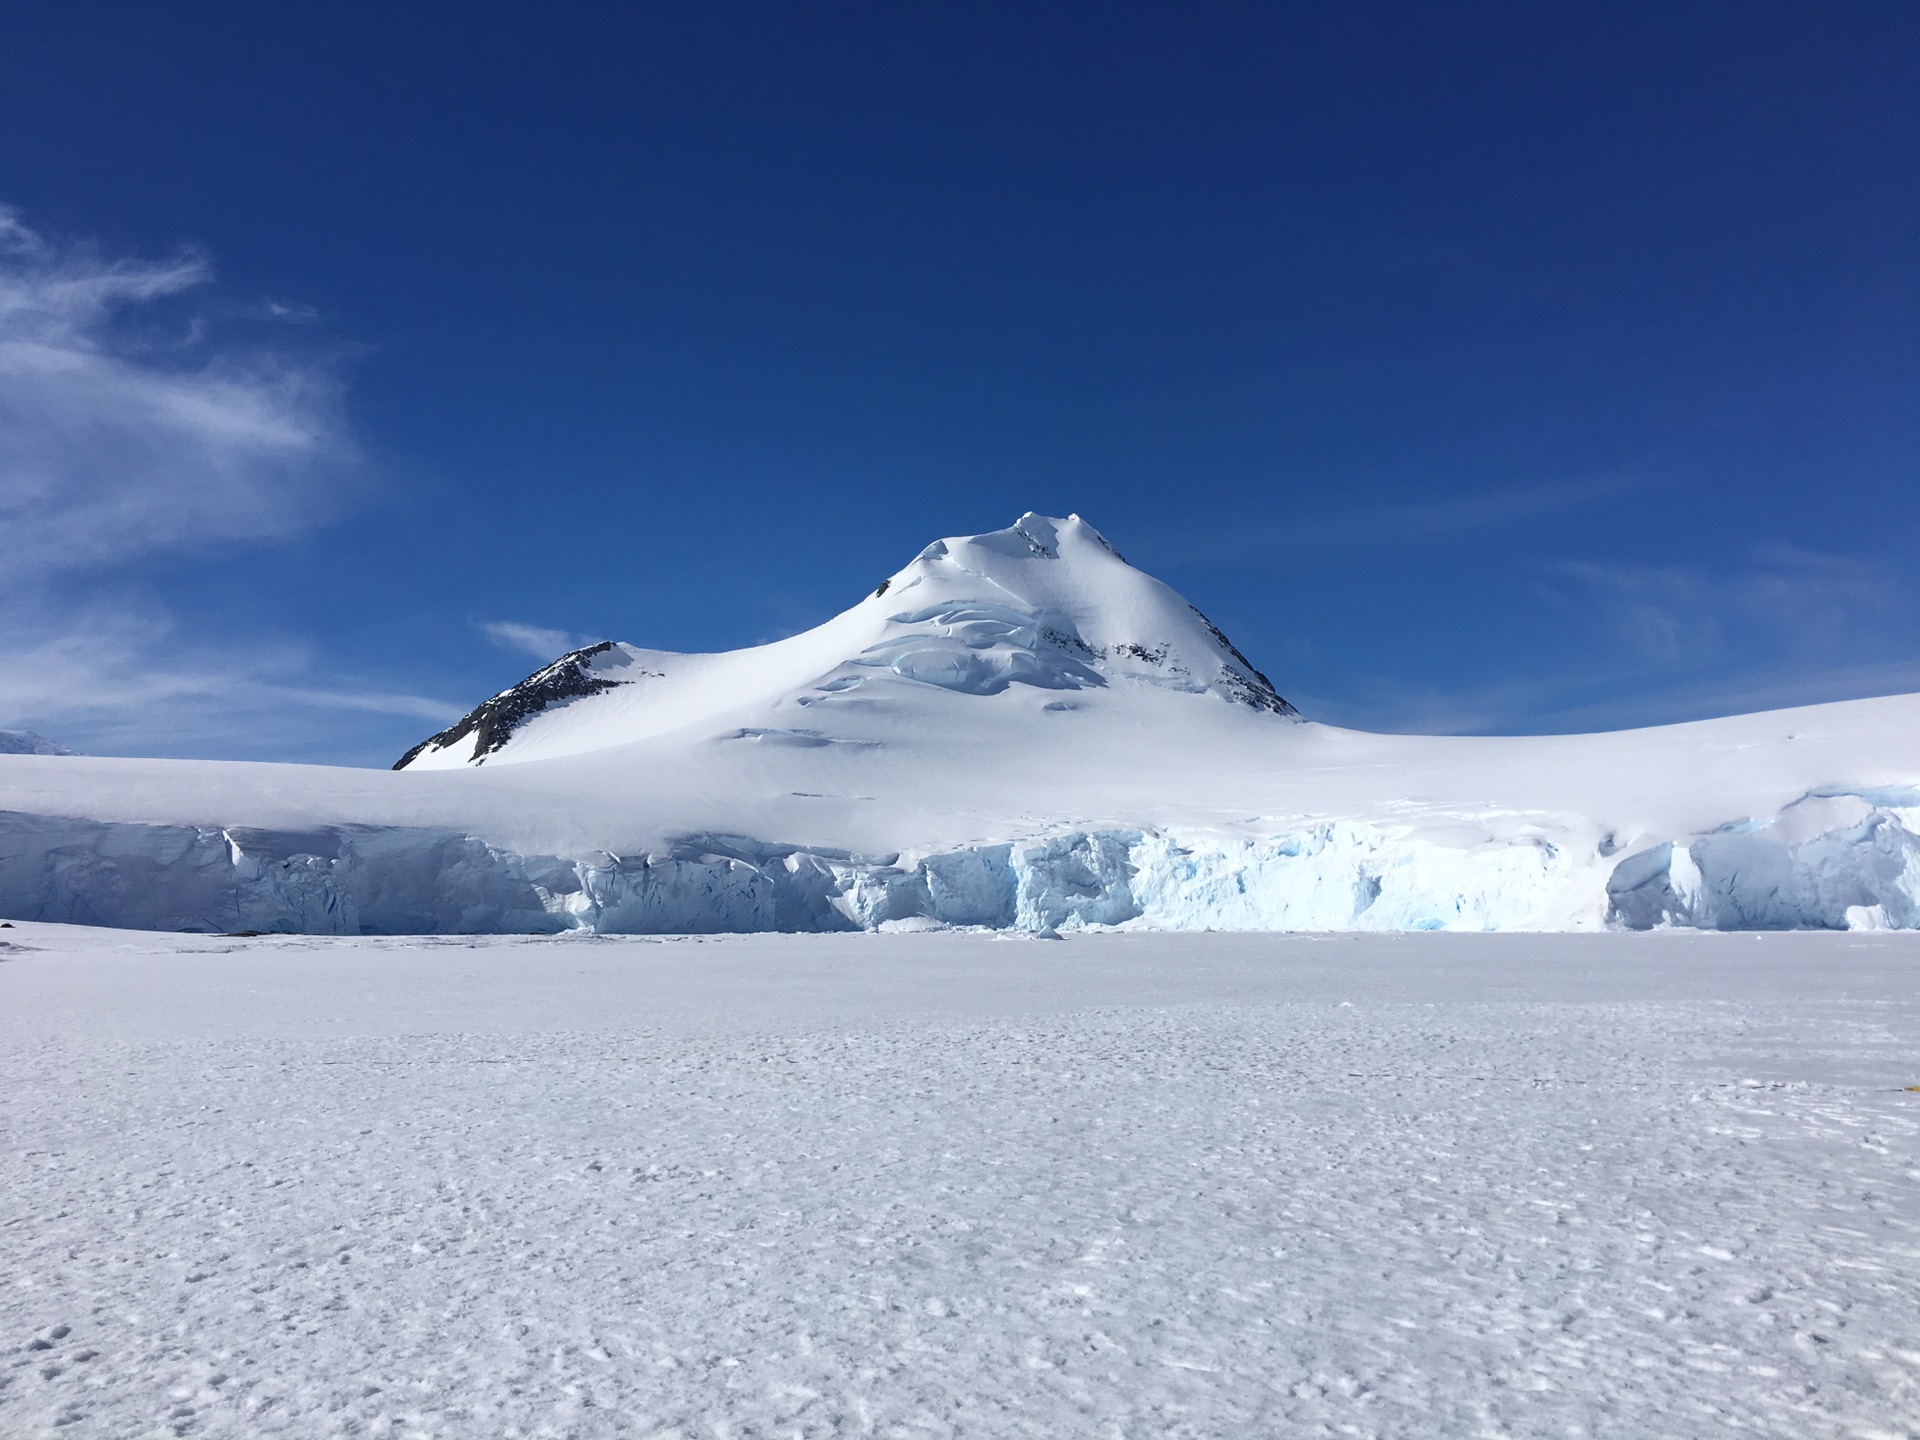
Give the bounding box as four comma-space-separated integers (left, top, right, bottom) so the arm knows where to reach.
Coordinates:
0, 729, 76, 757
862, 512, 1292, 711
396, 513, 1295, 770
911, 511, 1083, 564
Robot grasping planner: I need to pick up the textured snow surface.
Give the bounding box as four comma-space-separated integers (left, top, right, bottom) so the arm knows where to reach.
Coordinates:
2, 925, 1917, 1437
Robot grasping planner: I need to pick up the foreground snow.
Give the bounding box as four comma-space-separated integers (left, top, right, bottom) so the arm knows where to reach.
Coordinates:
3, 514, 1919, 934
2, 924, 1916, 1436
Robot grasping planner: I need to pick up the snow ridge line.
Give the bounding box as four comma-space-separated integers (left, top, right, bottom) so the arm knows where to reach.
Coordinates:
394, 641, 627, 769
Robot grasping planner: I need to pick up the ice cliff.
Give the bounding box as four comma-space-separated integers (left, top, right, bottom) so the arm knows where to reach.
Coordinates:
1603, 789, 1920, 931
4, 790, 1915, 936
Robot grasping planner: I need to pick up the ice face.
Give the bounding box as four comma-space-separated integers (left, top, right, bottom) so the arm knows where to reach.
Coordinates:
1606, 798, 1920, 931
8, 788, 1916, 936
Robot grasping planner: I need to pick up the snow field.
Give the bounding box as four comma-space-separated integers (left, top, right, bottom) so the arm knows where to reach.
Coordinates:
2, 927, 1917, 1437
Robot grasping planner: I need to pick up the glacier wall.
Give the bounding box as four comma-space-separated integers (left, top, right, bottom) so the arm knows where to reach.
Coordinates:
0, 813, 568, 936
1603, 791, 1920, 932
2, 793, 1916, 936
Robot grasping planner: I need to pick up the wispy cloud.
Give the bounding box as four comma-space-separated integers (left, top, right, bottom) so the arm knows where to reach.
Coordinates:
1296, 473, 1658, 548
1299, 545, 1920, 735
478, 620, 592, 661
1154, 472, 1659, 568
0, 205, 355, 575
1545, 546, 1911, 671
244, 298, 321, 324
0, 595, 460, 761
0, 203, 455, 762
1295, 654, 1920, 738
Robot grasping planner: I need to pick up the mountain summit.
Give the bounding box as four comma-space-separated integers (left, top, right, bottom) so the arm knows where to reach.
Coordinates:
397, 513, 1295, 770
0, 730, 75, 757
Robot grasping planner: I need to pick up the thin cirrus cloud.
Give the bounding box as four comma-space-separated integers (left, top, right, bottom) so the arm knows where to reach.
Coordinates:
0, 603, 455, 727
1287, 544, 1920, 737
1545, 545, 1913, 672
1153, 472, 1660, 567
0, 203, 453, 761
1291, 652, 1920, 738
478, 620, 595, 662
0, 204, 352, 573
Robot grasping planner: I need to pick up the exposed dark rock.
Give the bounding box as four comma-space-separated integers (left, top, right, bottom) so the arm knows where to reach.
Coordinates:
1012, 518, 1059, 558
395, 642, 630, 769
1188, 607, 1298, 715
1040, 626, 1099, 662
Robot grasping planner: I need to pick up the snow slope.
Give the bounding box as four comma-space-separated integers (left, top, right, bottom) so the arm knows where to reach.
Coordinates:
395, 512, 1293, 770
3, 925, 1916, 1437
0, 730, 73, 757
2, 513, 1919, 934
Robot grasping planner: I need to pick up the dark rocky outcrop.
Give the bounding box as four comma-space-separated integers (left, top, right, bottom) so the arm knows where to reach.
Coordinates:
395, 642, 629, 769
1188, 608, 1297, 715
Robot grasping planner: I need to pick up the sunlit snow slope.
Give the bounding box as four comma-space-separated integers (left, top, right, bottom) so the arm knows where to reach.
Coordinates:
3, 513, 1919, 935
395, 512, 1293, 770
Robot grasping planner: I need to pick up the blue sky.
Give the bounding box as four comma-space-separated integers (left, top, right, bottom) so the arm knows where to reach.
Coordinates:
1, 2, 1915, 765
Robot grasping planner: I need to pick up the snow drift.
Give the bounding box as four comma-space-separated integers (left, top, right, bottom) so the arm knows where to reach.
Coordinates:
2, 513, 1918, 935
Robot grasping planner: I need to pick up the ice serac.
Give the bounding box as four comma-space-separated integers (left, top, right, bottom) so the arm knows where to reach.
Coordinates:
0, 812, 1589, 936
0, 812, 567, 935
1605, 789, 1920, 931
6, 796, 1910, 938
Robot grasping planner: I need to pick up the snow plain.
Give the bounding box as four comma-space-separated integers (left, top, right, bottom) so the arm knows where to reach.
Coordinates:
3, 922, 1916, 1437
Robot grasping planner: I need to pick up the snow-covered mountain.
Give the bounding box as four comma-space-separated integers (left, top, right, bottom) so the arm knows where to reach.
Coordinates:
0, 730, 75, 757
395, 513, 1293, 771
3, 513, 1919, 936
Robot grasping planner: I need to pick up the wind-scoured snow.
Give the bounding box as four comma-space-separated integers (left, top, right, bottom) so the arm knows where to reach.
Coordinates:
2, 925, 1916, 1437
2, 513, 1919, 934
